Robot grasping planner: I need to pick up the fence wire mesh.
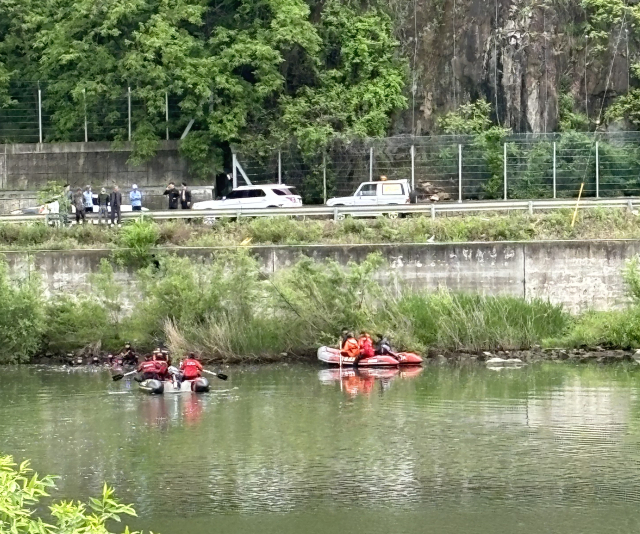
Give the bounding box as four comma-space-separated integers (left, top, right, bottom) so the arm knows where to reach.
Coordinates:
237, 132, 640, 203
2, 82, 640, 203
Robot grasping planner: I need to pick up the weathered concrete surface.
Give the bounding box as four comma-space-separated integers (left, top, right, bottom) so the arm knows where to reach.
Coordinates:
5, 240, 639, 313
0, 141, 190, 190
524, 241, 640, 313
0, 141, 217, 214
270, 243, 525, 296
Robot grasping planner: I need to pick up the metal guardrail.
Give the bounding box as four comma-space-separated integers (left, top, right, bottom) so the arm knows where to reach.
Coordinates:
0, 197, 637, 224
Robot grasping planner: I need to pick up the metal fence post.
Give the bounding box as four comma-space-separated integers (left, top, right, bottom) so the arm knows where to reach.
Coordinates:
278, 150, 282, 184
503, 143, 507, 200
595, 141, 599, 198
127, 87, 132, 141
458, 144, 462, 203
411, 145, 415, 190
553, 141, 557, 199
83, 89, 88, 143
232, 153, 238, 189
38, 88, 43, 144
165, 92, 169, 141
369, 146, 373, 182
323, 153, 327, 204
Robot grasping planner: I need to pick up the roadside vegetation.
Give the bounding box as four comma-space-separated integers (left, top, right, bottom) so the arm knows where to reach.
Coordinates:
2, 208, 640, 251
3, 243, 640, 364
0, 453, 145, 534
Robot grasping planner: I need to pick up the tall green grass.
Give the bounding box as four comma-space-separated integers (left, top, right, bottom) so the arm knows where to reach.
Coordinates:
3, 247, 640, 363
3, 208, 640, 252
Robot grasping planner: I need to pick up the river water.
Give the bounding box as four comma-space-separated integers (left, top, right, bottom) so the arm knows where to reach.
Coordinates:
2, 363, 640, 533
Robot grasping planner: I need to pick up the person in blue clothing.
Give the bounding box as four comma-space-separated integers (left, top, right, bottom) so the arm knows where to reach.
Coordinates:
130, 184, 142, 211
83, 185, 94, 214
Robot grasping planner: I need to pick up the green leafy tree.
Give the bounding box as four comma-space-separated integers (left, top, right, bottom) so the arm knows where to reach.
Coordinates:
0, 453, 149, 534
438, 99, 510, 199
0, 0, 407, 174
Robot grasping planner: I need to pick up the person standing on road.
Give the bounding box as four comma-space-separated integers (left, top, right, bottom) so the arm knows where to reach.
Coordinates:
110, 185, 122, 226
97, 188, 110, 225
164, 182, 180, 209
73, 188, 86, 224
180, 182, 192, 209
83, 185, 94, 214
130, 184, 142, 211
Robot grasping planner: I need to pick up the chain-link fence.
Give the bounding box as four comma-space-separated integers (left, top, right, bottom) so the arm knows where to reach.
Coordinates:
3, 81, 640, 203
236, 132, 640, 204
0, 81, 183, 144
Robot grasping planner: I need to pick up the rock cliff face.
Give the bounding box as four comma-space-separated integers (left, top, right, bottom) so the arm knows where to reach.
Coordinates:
392, 0, 632, 134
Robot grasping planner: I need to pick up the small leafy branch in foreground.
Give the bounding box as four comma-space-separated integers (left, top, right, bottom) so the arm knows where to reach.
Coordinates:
0, 453, 151, 534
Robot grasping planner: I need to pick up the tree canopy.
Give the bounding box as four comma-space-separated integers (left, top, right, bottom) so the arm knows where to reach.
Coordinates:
0, 0, 407, 171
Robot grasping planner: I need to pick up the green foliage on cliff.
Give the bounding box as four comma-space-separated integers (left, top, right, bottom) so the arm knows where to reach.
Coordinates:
438, 99, 510, 199
0, 0, 407, 170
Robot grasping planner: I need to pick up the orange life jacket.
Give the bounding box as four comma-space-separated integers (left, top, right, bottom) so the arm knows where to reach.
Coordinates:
341, 338, 360, 358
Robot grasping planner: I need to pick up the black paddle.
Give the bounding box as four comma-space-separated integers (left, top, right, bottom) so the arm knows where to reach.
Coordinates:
203, 369, 228, 381
112, 370, 137, 382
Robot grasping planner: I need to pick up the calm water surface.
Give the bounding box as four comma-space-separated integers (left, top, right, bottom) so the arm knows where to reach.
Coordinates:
2, 363, 640, 533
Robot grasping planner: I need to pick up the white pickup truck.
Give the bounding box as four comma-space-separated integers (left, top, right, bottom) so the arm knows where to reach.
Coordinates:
326, 180, 412, 215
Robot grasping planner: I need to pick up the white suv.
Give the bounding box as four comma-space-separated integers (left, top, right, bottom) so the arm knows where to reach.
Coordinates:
326, 179, 411, 207
192, 184, 303, 210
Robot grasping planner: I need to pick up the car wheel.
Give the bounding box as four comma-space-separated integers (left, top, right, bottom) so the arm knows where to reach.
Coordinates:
387, 212, 399, 219
203, 216, 217, 225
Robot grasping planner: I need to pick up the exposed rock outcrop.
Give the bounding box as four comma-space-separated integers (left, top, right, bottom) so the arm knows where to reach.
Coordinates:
393, 0, 632, 134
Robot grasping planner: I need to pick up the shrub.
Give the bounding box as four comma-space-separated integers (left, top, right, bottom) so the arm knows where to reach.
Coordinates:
113, 219, 159, 267
0, 453, 146, 534
0, 261, 44, 363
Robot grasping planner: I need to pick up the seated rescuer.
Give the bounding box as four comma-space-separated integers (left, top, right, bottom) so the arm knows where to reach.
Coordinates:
121, 342, 138, 365
374, 334, 393, 355
340, 329, 350, 349
180, 353, 204, 380
340, 332, 360, 360
358, 331, 375, 363
153, 355, 171, 380
137, 355, 160, 381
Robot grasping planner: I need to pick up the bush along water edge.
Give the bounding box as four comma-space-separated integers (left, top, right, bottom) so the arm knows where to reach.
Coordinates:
4, 249, 640, 363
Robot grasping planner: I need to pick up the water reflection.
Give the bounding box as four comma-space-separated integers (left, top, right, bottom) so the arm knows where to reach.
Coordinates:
138, 393, 206, 430
318, 366, 424, 397
3, 363, 640, 534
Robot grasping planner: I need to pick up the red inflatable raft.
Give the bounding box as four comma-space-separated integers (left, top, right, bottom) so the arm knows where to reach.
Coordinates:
317, 347, 422, 367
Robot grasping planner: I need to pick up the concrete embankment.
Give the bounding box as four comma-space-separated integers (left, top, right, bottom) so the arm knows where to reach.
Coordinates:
0, 141, 211, 213
4, 239, 640, 313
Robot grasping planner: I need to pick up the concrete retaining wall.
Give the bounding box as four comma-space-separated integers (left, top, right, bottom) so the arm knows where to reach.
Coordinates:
5, 240, 640, 313
0, 141, 214, 213
0, 141, 190, 190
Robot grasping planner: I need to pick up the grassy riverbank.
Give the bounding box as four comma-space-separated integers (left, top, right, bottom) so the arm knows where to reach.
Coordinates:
2, 247, 640, 364
3, 207, 640, 250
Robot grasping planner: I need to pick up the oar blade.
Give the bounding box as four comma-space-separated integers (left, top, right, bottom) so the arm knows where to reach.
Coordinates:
216, 373, 228, 381
112, 373, 125, 381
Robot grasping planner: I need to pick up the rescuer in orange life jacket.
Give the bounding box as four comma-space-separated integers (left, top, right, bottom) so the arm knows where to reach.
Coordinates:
340, 330, 362, 364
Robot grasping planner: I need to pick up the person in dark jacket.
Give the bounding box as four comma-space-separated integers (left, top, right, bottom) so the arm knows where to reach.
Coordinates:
97, 188, 110, 225
180, 182, 192, 209
164, 182, 180, 209
110, 185, 122, 226
73, 188, 86, 224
